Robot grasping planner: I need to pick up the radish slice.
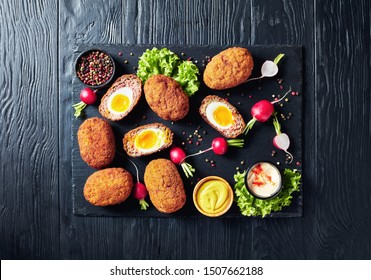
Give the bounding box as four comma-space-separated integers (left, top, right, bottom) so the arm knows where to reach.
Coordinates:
272, 114, 293, 164
273, 133, 290, 151
244, 53, 285, 82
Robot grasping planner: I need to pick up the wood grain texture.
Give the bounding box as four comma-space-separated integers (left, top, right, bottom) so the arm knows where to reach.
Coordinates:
0, 0, 370, 260
314, 0, 371, 259
0, 0, 59, 259
126, 0, 251, 45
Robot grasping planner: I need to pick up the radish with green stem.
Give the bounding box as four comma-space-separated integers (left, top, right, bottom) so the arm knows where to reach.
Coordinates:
272, 113, 293, 164
127, 158, 149, 210
72, 87, 98, 118
170, 138, 244, 177
244, 86, 292, 135
183, 137, 244, 160
244, 53, 285, 83
170, 146, 196, 178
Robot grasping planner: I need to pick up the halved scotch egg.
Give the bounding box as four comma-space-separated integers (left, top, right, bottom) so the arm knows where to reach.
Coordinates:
199, 95, 246, 138
99, 74, 142, 121
123, 123, 173, 157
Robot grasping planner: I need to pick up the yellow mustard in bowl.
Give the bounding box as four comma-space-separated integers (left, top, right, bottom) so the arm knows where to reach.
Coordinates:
193, 176, 233, 217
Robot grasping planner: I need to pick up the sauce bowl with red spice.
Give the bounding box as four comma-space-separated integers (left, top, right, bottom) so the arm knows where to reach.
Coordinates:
245, 162, 282, 199
75, 49, 115, 89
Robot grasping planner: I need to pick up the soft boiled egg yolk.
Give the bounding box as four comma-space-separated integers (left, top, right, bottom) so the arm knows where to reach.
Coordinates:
213, 105, 233, 126
111, 94, 130, 112
135, 130, 157, 150
134, 129, 165, 151
107, 87, 133, 114
206, 102, 234, 128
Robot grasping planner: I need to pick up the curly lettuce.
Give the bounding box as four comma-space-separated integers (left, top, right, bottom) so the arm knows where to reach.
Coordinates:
137, 47, 200, 97
233, 168, 301, 217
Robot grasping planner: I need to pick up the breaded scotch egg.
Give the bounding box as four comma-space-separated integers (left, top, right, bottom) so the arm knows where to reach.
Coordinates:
144, 159, 186, 213
84, 167, 133, 206
123, 123, 173, 157
99, 74, 142, 121
77, 117, 116, 169
199, 95, 246, 138
203, 47, 254, 90
144, 74, 189, 121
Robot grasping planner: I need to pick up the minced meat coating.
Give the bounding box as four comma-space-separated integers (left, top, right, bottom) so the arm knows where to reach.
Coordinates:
144, 159, 186, 213
144, 74, 189, 121
84, 168, 133, 206
203, 47, 254, 90
77, 117, 116, 169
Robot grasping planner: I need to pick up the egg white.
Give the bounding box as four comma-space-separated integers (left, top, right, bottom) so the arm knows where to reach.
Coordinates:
205, 102, 234, 129
107, 87, 134, 115
134, 128, 166, 153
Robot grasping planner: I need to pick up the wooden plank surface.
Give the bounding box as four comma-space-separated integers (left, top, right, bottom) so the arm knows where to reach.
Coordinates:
314, 0, 371, 259
0, 0, 60, 259
0, 0, 370, 259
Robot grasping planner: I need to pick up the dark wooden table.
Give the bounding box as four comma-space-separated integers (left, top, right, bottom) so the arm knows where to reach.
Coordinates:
0, 0, 370, 260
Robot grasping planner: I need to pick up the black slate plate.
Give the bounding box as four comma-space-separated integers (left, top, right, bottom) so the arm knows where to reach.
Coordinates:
72, 44, 303, 218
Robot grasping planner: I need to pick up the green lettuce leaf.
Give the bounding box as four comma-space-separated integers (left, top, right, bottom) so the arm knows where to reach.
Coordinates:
233, 168, 301, 217
173, 61, 200, 96
137, 47, 200, 97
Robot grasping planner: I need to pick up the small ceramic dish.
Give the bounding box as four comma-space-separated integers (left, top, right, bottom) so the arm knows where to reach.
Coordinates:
75, 49, 115, 89
193, 176, 234, 217
245, 161, 283, 199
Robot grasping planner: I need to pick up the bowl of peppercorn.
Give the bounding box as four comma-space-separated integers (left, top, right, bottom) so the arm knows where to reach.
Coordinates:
75, 49, 116, 89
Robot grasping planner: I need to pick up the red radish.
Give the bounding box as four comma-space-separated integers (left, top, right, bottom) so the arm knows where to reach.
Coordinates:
133, 182, 149, 210
170, 146, 187, 164
72, 87, 98, 118
170, 146, 195, 178
273, 113, 293, 164
80, 87, 97, 104
127, 158, 149, 210
244, 87, 292, 135
211, 137, 229, 155
185, 137, 244, 158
